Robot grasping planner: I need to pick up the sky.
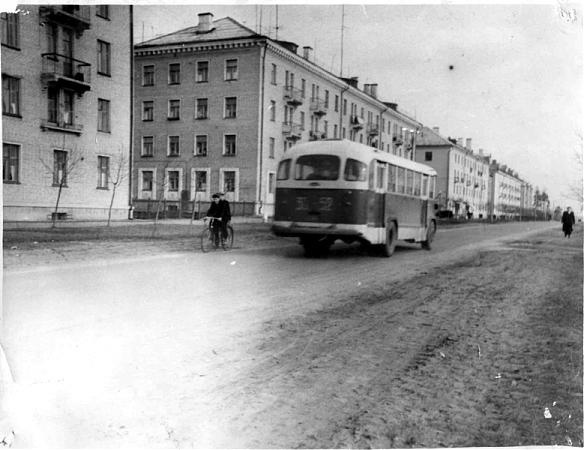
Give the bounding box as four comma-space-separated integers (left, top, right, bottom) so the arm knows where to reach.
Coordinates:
135, 2, 583, 209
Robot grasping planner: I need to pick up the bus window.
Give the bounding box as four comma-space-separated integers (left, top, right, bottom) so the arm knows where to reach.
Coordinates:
413, 171, 421, 196
396, 167, 405, 193
405, 169, 413, 195
387, 164, 396, 192
376, 162, 386, 190
295, 155, 340, 181
344, 158, 367, 181
422, 174, 429, 197
277, 159, 291, 180
429, 176, 436, 198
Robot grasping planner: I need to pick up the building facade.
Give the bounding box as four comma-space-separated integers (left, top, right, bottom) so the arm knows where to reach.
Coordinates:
132, 12, 421, 219
415, 126, 490, 218
2, 5, 132, 221
488, 161, 523, 220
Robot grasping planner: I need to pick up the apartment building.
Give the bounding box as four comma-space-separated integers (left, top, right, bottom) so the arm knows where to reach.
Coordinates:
2, 5, 132, 221
488, 161, 524, 219
133, 12, 421, 219
415, 126, 490, 218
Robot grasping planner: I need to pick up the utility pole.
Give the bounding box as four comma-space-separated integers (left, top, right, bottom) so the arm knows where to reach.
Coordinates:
340, 5, 345, 77
275, 5, 279, 40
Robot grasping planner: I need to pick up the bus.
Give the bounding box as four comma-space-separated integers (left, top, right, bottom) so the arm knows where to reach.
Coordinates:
271, 139, 438, 257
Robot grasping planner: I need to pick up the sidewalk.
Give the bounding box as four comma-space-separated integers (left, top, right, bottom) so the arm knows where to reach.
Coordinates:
3, 216, 266, 230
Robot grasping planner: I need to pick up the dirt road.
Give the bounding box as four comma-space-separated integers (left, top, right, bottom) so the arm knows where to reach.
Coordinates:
2, 222, 582, 448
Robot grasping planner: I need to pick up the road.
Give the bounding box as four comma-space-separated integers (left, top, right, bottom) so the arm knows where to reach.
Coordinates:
1, 221, 561, 447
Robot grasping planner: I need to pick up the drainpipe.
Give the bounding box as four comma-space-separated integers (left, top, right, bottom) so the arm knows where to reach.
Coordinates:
128, 5, 134, 219
256, 43, 267, 218
338, 84, 349, 139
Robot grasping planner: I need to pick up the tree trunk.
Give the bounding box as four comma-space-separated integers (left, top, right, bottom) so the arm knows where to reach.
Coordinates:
107, 185, 117, 227
52, 182, 64, 228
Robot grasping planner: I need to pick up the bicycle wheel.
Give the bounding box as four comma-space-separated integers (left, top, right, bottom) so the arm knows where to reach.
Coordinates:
200, 228, 217, 253
222, 225, 234, 250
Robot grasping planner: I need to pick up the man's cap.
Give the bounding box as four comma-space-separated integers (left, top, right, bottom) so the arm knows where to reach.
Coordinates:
212, 193, 220, 199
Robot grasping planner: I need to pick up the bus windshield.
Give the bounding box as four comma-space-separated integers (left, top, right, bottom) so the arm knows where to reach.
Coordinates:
295, 155, 340, 181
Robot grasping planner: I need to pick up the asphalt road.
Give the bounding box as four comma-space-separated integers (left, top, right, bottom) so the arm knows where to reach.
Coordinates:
2, 220, 558, 447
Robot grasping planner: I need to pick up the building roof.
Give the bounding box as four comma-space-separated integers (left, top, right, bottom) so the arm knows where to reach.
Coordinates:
416, 126, 453, 147
135, 16, 259, 48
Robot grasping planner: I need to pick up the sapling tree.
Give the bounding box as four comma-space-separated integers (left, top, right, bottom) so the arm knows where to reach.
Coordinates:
106, 148, 129, 226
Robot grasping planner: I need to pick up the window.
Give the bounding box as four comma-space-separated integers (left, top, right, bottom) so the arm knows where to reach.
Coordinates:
225, 59, 238, 81
143, 65, 154, 86
167, 170, 179, 192
413, 171, 421, 196
48, 87, 76, 126
344, 158, 367, 182
63, 91, 74, 124
96, 5, 110, 19
277, 159, 291, 180
269, 137, 275, 159
1, 13, 19, 49
387, 164, 396, 192
168, 63, 180, 84
142, 136, 153, 157
334, 124, 338, 138
295, 155, 340, 181
196, 61, 208, 82
270, 100, 276, 121
268, 172, 275, 195
168, 99, 180, 120
343, 99, 347, 115
224, 97, 237, 118
97, 156, 109, 189
224, 135, 236, 156
3, 143, 19, 183
196, 98, 208, 119
53, 150, 67, 186
405, 169, 413, 195
271, 64, 277, 84
195, 170, 207, 192
300, 111, 305, 130
97, 99, 110, 132
223, 170, 236, 194
142, 170, 153, 191
97, 40, 111, 76
2, 75, 20, 116
195, 135, 207, 156
396, 167, 405, 193
335, 95, 339, 112
142, 101, 153, 121
301, 79, 306, 98
168, 136, 180, 156
425, 151, 432, 161
324, 90, 329, 108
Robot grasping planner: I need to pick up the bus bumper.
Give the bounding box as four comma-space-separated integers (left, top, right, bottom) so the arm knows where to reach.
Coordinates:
271, 221, 365, 238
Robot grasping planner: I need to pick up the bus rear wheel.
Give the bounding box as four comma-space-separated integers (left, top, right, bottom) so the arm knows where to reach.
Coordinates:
421, 220, 436, 250
380, 222, 397, 257
301, 237, 331, 257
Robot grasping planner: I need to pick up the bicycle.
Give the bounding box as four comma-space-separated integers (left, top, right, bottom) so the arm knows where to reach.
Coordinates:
200, 217, 234, 252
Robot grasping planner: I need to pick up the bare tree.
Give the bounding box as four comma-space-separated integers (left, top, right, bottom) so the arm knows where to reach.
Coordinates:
106, 148, 129, 226
39, 136, 84, 228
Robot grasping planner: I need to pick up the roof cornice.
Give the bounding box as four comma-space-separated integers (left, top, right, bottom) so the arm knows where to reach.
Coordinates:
134, 37, 261, 56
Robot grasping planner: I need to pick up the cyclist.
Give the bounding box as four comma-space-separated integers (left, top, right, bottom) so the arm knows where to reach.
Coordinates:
206, 193, 230, 246
218, 192, 232, 242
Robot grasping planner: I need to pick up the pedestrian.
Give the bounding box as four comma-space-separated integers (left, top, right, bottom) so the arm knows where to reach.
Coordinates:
218, 192, 232, 242
206, 193, 223, 245
561, 206, 576, 238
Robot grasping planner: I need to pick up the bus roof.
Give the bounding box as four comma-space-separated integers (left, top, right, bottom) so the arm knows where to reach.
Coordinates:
283, 139, 438, 176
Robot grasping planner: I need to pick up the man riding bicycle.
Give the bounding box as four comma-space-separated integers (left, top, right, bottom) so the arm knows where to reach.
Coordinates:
206, 193, 231, 246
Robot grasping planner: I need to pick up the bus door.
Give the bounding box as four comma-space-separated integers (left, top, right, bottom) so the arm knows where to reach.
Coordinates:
367, 160, 387, 227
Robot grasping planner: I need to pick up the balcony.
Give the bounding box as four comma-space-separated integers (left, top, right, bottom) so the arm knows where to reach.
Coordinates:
350, 115, 364, 129
41, 118, 83, 135
309, 131, 327, 141
309, 98, 328, 116
282, 122, 302, 141
366, 123, 379, 136
283, 86, 303, 107
41, 53, 91, 95
39, 5, 91, 36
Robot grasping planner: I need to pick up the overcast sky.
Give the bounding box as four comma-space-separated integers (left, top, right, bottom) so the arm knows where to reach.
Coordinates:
133, 2, 583, 209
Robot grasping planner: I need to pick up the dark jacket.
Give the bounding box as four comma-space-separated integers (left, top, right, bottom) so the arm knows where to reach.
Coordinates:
207, 200, 230, 221
562, 211, 575, 233
219, 199, 232, 222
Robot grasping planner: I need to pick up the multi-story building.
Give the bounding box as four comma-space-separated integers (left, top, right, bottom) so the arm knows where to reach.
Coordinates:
132, 12, 421, 219
488, 161, 523, 220
2, 5, 133, 221
415, 126, 490, 218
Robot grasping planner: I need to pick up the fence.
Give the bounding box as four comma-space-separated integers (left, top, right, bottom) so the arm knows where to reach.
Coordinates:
132, 199, 258, 220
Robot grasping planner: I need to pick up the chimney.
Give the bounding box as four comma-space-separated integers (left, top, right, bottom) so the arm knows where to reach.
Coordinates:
363, 84, 371, 95
465, 138, 472, 149
370, 83, 378, 98
432, 126, 440, 134
457, 137, 463, 146
302, 46, 312, 60
478, 148, 484, 157
197, 12, 213, 33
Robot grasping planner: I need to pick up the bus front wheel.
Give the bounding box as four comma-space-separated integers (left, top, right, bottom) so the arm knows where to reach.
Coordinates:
421, 220, 436, 250
380, 222, 397, 257
301, 237, 331, 257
